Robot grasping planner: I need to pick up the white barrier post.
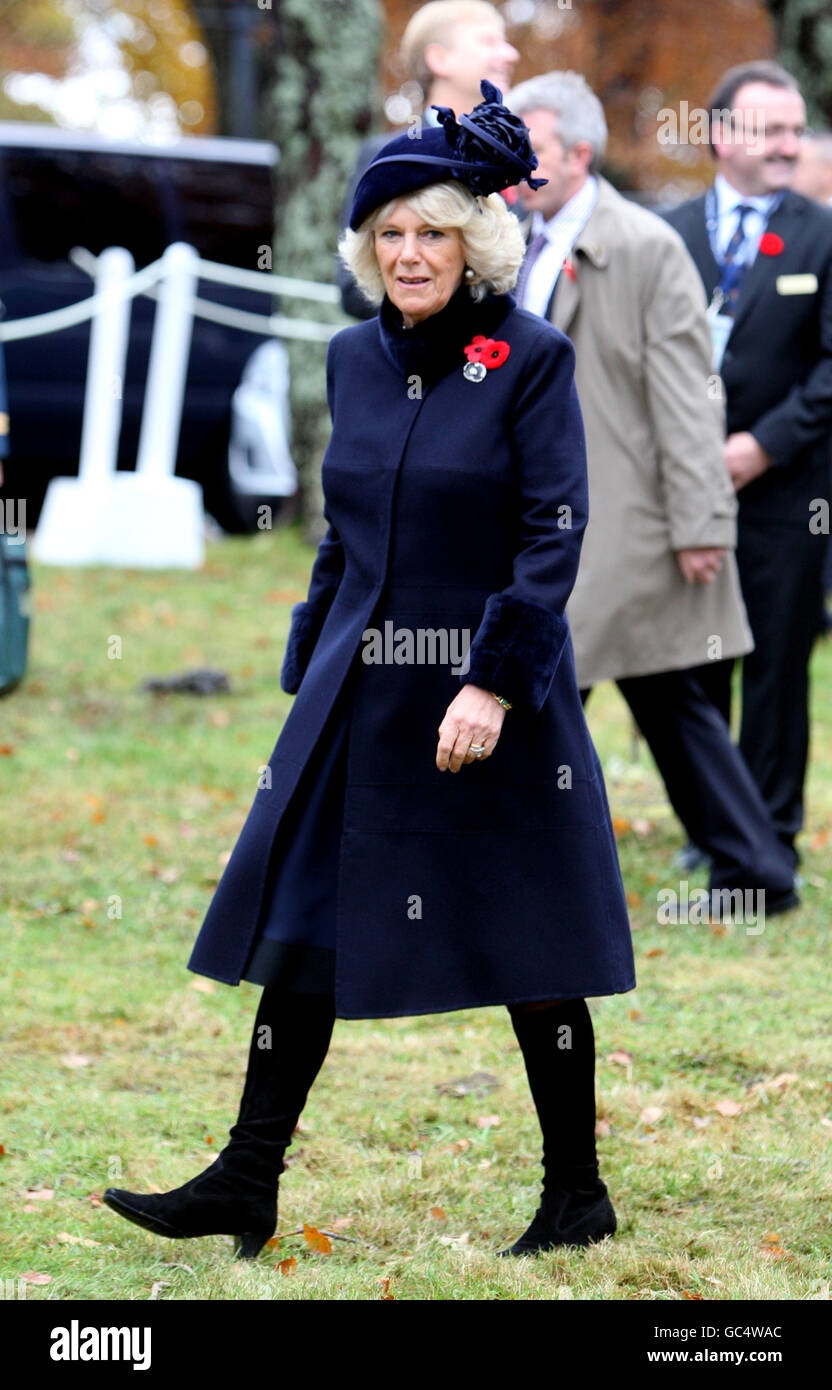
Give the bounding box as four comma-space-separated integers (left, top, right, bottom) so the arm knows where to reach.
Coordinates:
136, 242, 199, 479
79, 247, 134, 485
32, 247, 135, 563
91, 242, 205, 567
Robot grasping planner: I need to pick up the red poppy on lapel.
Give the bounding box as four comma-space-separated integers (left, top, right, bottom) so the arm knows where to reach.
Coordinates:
759, 232, 784, 256
464, 334, 511, 368
562, 255, 576, 282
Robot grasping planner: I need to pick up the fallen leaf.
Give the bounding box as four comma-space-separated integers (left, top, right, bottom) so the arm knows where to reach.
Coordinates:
713, 1099, 743, 1117
21, 1272, 52, 1285
595, 1118, 611, 1138
329, 1216, 353, 1231
25, 1188, 55, 1201
691, 1116, 711, 1130
431, 1205, 446, 1221
447, 1138, 471, 1154
682, 1290, 703, 1300
611, 817, 631, 836
379, 1277, 394, 1299
629, 1010, 641, 1021
761, 1232, 781, 1244
475, 1114, 500, 1129
60, 1054, 91, 1069
607, 1049, 633, 1068
748, 1073, 799, 1097
190, 979, 215, 994
279, 1256, 297, 1275
641, 1106, 663, 1125
626, 891, 642, 907
436, 1072, 499, 1098
56, 1232, 100, 1248
645, 948, 665, 959
303, 1223, 332, 1254
438, 1231, 470, 1249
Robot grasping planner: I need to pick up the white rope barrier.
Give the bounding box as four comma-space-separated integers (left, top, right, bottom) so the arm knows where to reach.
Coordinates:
24, 240, 345, 569
195, 255, 342, 305
0, 259, 165, 341
0, 248, 347, 342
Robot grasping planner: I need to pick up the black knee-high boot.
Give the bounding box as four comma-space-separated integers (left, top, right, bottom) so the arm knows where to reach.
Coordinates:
104, 986, 335, 1259
498, 998, 617, 1257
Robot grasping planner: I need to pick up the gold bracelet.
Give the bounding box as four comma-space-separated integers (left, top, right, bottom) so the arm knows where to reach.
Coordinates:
491, 691, 512, 711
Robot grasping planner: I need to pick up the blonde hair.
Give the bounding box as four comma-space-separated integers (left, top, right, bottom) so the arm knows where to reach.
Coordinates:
400, 0, 504, 89
337, 180, 526, 305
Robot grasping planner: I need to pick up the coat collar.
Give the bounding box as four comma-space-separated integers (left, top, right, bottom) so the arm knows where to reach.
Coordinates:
546, 175, 617, 332
377, 280, 516, 384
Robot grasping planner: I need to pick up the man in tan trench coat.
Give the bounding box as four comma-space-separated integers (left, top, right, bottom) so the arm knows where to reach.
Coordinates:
506, 70, 799, 914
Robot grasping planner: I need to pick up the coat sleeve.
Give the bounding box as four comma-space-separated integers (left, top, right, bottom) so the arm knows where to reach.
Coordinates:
641, 228, 737, 551
749, 245, 832, 469
461, 329, 589, 714
280, 339, 346, 695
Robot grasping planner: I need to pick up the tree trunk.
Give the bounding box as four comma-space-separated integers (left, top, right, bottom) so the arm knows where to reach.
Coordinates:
268, 0, 384, 539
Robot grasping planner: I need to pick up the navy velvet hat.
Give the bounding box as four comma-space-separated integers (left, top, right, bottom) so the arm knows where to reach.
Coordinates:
348, 79, 547, 231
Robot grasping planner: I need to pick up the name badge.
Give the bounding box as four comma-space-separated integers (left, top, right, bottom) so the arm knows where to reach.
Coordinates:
776, 273, 818, 296
706, 289, 733, 373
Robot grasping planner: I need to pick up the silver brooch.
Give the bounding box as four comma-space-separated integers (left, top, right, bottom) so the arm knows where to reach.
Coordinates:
463, 361, 486, 382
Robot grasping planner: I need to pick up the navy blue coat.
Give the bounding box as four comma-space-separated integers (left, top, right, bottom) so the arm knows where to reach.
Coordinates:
187, 281, 636, 1017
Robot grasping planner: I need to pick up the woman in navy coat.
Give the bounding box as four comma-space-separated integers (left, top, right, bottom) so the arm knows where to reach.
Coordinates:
104, 83, 636, 1262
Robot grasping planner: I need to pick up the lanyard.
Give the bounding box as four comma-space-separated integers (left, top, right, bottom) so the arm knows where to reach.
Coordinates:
704, 185, 783, 313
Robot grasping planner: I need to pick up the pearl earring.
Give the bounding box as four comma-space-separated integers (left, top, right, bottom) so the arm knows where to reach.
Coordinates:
464, 266, 476, 281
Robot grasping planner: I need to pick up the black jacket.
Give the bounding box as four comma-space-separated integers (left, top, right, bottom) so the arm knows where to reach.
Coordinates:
664, 188, 832, 523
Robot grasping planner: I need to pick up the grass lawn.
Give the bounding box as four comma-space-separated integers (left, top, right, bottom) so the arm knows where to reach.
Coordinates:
2, 527, 831, 1301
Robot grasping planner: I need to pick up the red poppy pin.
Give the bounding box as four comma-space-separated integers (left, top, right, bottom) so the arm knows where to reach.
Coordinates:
562, 255, 577, 282
759, 232, 784, 256
463, 334, 510, 382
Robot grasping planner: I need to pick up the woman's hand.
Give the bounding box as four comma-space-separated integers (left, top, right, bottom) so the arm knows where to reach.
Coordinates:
436, 683, 506, 772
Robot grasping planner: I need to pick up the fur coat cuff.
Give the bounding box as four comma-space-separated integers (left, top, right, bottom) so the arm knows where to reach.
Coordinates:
462, 593, 569, 714
280, 601, 327, 695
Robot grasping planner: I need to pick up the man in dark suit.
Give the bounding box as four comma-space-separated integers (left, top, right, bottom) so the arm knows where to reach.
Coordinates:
665, 60, 832, 873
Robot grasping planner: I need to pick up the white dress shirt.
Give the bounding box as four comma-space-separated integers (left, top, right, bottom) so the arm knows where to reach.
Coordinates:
520, 175, 599, 317
713, 172, 781, 269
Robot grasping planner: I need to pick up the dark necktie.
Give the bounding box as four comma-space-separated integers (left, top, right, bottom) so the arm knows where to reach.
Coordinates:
720, 204, 754, 318
514, 230, 548, 307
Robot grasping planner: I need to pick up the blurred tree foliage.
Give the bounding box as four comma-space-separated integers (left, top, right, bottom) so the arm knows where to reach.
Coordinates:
267, 0, 383, 540
766, 0, 832, 125
0, 0, 74, 119
381, 0, 779, 198
0, 0, 216, 131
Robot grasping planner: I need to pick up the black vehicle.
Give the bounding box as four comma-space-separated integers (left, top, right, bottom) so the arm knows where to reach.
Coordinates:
0, 122, 297, 533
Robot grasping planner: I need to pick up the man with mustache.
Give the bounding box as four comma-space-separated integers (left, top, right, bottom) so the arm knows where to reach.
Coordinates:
666, 61, 832, 876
